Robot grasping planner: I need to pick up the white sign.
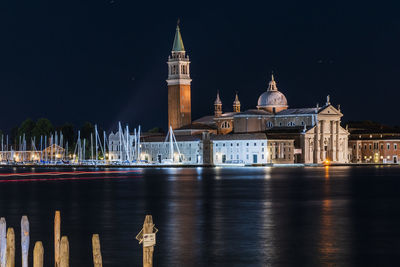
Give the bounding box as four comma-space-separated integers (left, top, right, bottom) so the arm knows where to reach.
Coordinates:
143, 233, 156, 247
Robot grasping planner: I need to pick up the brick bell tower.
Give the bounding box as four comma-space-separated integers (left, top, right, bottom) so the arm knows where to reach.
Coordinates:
167, 22, 192, 130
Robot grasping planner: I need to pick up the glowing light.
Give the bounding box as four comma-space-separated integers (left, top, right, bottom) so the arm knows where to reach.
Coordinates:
0, 170, 141, 178
0, 174, 142, 183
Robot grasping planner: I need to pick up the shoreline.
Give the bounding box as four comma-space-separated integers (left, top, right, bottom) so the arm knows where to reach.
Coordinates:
0, 163, 398, 169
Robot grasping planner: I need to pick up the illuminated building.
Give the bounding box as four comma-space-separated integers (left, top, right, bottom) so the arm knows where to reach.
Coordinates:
167, 23, 192, 130
188, 75, 349, 164
348, 123, 400, 163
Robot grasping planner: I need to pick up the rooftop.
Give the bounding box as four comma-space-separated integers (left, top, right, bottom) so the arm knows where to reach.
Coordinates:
211, 133, 267, 141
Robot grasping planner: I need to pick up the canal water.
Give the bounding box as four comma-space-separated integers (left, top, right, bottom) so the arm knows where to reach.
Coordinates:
0, 166, 400, 266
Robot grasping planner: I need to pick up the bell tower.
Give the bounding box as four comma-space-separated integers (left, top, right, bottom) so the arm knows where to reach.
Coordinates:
233, 92, 241, 113
167, 22, 192, 129
214, 91, 222, 117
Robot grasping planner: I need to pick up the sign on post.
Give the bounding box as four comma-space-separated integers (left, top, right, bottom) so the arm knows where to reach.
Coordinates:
143, 233, 156, 248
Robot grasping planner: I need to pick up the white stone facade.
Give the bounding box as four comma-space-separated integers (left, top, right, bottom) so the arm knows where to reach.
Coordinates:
300, 105, 349, 164
140, 140, 202, 164
108, 131, 135, 161
211, 134, 268, 165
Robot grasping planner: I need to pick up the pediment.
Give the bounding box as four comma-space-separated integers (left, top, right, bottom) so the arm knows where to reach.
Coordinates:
318, 105, 342, 116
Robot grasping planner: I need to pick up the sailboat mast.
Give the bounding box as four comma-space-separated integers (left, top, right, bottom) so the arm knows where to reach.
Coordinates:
118, 122, 123, 162
126, 124, 130, 162
95, 125, 98, 163
169, 126, 173, 161
137, 125, 141, 161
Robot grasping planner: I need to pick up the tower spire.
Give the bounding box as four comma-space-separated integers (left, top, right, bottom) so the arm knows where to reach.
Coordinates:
233, 92, 241, 113
172, 20, 185, 52
214, 91, 222, 117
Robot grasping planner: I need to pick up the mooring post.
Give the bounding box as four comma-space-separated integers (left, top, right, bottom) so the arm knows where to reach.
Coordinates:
59, 236, 69, 267
21, 216, 29, 267
136, 215, 158, 267
33, 242, 44, 267
54, 211, 61, 267
6, 228, 14, 267
0, 218, 6, 267
92, 234, 103, 267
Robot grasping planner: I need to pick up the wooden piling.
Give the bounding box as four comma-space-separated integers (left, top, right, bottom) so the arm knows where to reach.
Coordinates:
21, 216, 29, 267
54, 211, 61, 267
0, 218, 6, 267
33, 242, 44, 267
142, 215, 155, 267
92, 234, 102, 267
5, 228, 14, 267
59, 236, 69, 267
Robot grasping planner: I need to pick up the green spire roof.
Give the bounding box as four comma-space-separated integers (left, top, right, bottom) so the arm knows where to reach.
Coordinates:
172, 25, 185, 52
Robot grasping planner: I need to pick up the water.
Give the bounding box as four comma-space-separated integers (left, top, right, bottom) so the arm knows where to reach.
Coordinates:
0, 166, 400, 266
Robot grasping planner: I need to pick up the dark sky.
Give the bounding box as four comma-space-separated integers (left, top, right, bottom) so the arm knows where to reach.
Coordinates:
0, 0, 399, 133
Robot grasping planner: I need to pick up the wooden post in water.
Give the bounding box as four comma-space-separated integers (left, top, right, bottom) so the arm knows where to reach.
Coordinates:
59, 236, 69, 267
33, 242, 44, 267
92, 234, 102, 267
54, 211, 61, 267
21, 216, 29, 267
5, 228, 14, 267
136, 215, 158, 267
0, 218, 6, 267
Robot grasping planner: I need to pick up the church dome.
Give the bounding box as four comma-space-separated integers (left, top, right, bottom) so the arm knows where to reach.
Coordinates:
257, 90, 287, 107
257, 74, 288, 112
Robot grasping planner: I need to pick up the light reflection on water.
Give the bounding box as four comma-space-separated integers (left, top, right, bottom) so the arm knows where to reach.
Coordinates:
0, 166, 399, 266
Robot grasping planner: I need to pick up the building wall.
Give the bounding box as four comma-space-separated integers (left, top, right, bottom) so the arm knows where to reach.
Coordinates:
270, 115, 315, 128
108, 132, 135, 161
349, 139, 400, 163
267, 140, 295, 164
215, 118, 234, 135
168, 84, 191, 129
212, 139, 268, 165
140, 141, 201, 164
234, 114, 317, 133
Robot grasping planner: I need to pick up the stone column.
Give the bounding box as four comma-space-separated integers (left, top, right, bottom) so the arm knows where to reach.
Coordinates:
314, 122, 319, 163
330, 120, 334, 160
336, 121, 340, 161
320, 120, 324, 161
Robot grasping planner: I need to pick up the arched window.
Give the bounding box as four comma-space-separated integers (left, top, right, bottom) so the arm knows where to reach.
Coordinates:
288, 122, 295, 126
221, 121, 231, 129
266, 121, 273, 128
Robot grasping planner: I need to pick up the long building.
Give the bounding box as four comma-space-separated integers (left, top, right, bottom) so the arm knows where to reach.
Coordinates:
348, 122, 400, 163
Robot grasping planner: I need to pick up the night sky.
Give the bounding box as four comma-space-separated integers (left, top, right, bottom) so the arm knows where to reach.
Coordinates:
0, 0, 399, 133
